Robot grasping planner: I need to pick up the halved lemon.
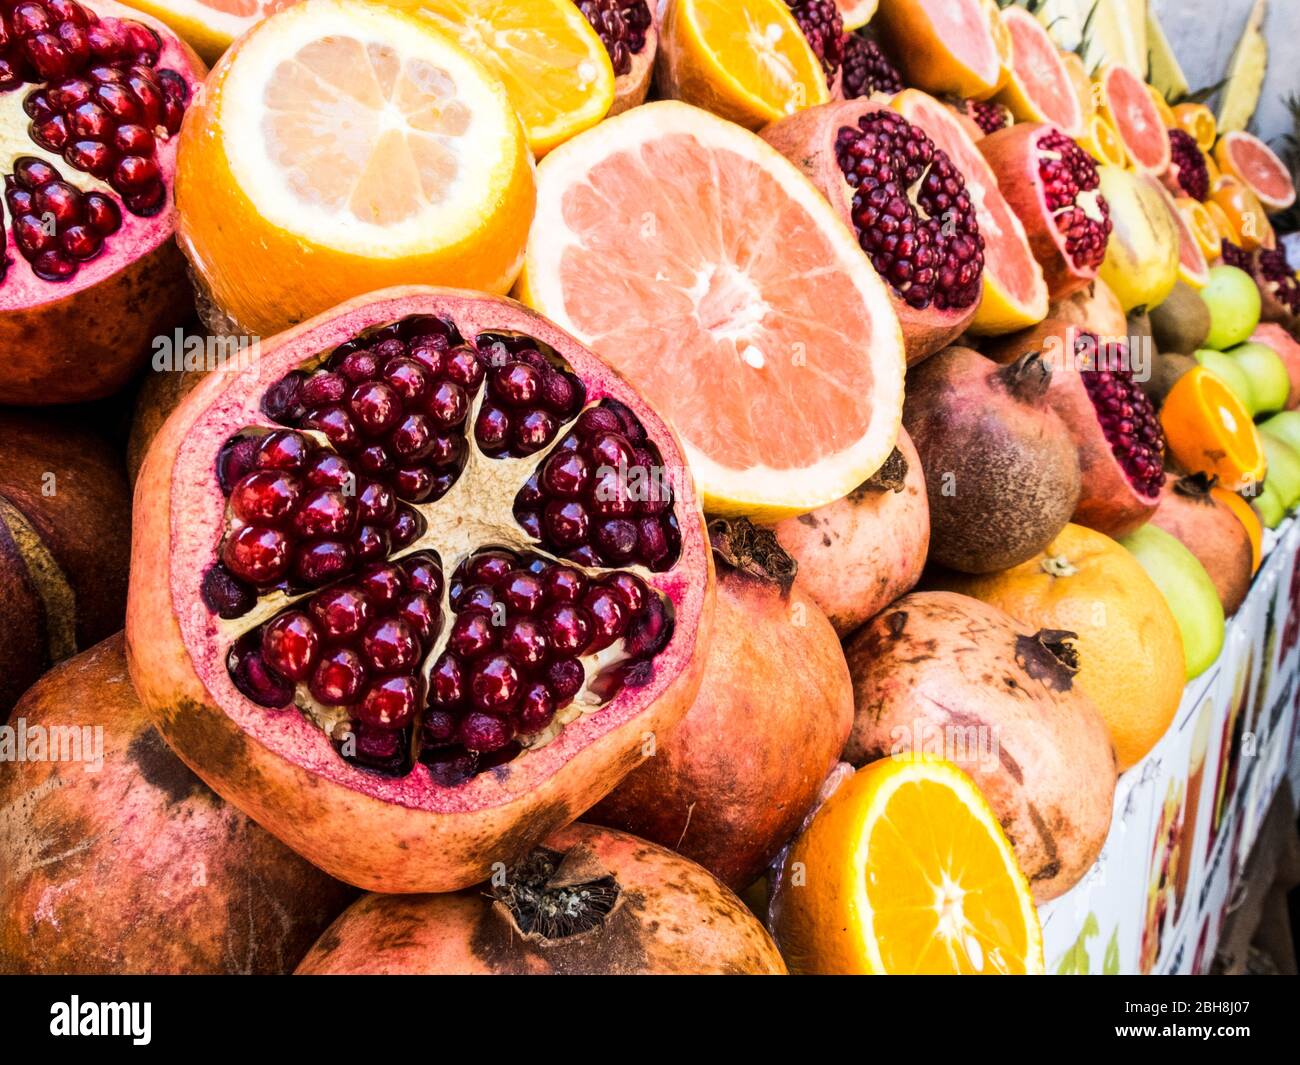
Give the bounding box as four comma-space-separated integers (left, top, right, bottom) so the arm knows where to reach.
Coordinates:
658, 0, 829, 130
398, 0, 615, 157
1078, 111, 1129, 169
772, 756, 1044, 975
176, 0, 535, 337
518, 100, 905, 520
119, 0, 294, 62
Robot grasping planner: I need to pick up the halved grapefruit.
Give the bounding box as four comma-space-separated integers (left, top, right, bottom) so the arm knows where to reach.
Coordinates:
892, 90, 1049, 335
873, 0, 1004, 100
120, 0, 295, 61
834, 0, 878, 32
1152, 179, 1211, 291
994, 7, 1084, 136
1096, 63, 1172, 175
1215, 131, 1297, 213
517, 101, 906, 519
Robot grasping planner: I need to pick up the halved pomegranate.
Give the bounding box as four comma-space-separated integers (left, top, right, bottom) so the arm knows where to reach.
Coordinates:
840, 30, 903, 100
763, 99, 986, 363
0, 0, 204, 404
980, 122, 1113, 300
786, 0, 844, 91
990, 319, 1166, 537
1222, 240, 1300, 329
578, 0, 656, 116
126, 287, 713, 894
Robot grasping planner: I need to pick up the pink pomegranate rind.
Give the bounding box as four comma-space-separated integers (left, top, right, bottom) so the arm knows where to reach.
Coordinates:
0, 0, 205, 405
762, 98, 985, 364
979, 122, 1112, 300
127, 286, 714, 894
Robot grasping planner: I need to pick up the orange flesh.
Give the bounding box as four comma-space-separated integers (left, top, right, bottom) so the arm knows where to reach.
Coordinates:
555, 135, 881, 472
866, 778, 1034, 975
1162, 368, 1266, 491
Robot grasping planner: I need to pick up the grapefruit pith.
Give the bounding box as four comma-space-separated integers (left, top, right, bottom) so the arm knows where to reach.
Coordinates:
518, 101, 906, 520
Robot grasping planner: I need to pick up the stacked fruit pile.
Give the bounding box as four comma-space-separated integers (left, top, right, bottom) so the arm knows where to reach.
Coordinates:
2, 0, 1299, 977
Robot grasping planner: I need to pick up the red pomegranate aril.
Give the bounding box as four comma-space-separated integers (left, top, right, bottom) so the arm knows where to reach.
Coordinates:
403, 556, 444, 597
222, 525, 290, 585
303, 450, 352, 489
357, 445, 391, 474
30, 113, 69, 149
362, 617, 420, 673
350, 381, 401, 436
545, 603, 592, 656
429, 651, 466, 707
459, 711, 513, 752
589, 468, 634, 516
502, 617, 548, 668
543, 500, 589, 546
354, 525, 390, 563
309, 585, 370, 642
301, 405, 359, 452
586, 431, 633, 470
311, 647, 367, 705
59, 223, 99, 259
12, 3, 52, 35
389, 414, 433, 461
470, 654, 521, 713
123, 180, 164, 215
491, 362, 541, 406
350, 722, 408, 773
261, 611, 320, 682
444, 346, 484, 388
202, 564, 255, 620
382, 358, 430, 403
357, 562, 404, 608
575, 407, 621, 437
583, 587, 629, 651
604, 572, 647, 613
515, 509, 542, 539
356, 480, 395, 524
110, 153, 158, 193
474, 404, 510, 452
514, 410, 557, 454
543, 565, 586, 604
34, 178, 80, 223
68, 99, 110, 137
500, 570, 544, 613
126, 68, 162, 125
291, 486, 353, 538
545, 657, 584, 701
231, 470, 302, 526
14, 156, 57, 187
294, 539, 352, 585
594, 517, 638, 562
516, 682, 555, 732
468, 552, 514, 584
32, 248, 75, 279
408, 340, 446, 377
426, 432, 462, 467
13, 214, 55, 255
250, 431, 308, 473
422, 708, 457, 743
299, 370, 346, 407
391, 506, 424, 547
449, 612, 496, 657
392, 466, 432, 500
457, 583, 498, 616
426, 381, 468, 428
232, 649, 294, 708
396, 593, 439, 641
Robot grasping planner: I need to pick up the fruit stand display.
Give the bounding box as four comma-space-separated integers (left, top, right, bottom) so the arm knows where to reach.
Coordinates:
3, 0, 1300, 979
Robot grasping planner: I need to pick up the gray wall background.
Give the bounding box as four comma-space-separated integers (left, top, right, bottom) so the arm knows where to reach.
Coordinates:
1152, 0, 1300, 147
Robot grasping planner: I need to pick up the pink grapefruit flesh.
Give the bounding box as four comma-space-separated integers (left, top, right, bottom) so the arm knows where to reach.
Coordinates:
518, 101, 906, 519
1100, 65, 1172, 175
1218, 131, 1297, 213
997, 7, 1083, 135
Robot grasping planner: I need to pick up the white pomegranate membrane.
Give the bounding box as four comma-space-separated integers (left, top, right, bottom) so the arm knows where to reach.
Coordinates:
203, 313, 684, 785
0, 0, 189, 283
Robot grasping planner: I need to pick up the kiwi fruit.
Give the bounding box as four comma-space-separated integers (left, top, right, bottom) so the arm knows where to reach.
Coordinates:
1149, 283, 1212, 355
1140, 352, 1199, 408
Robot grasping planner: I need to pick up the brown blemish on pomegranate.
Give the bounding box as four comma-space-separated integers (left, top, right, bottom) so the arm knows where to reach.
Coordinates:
127, 728, 217, 806
1014, 631, 1079, 692
1025, 802, 1062, 884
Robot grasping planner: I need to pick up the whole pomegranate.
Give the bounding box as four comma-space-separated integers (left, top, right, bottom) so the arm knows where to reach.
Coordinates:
1149, 473, 1254, 616
0, 408, 130, 718
989, 319, 1166, 537
904, 345, 1081, 573
0, 0, 204, 404
126, 287, 714, 894
0, 636, 357, 974
587, 518, 853, 890
294, 823, 786, 975
980, 123, 1113, 300
771, 429, 929, 636
763, 99, 986, 364
843, 592, 1117, 901
577, 0, 655, 115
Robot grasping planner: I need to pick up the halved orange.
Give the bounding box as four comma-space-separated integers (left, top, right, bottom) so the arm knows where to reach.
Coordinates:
772, 756, 1044, 975
1204, 200, 1240, 248
1174, 101, 1217, 151
176, 0, 535, 337
1177, 197, 1223, 260
1162, 367, 1268, 493
1147, 83, 1178, 128
518, 100, 906, 520
1210, 174, 1276, 252
119, 0, 295, 62
1078, 112, 1129, 169
398, 0, 615, 157
658, 0, 829, 130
